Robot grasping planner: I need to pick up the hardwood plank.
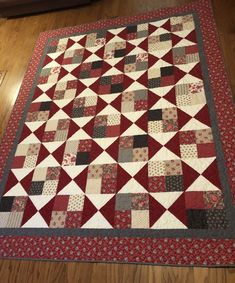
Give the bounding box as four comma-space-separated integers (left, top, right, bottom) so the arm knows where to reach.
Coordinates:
193, 267, 234, 283
161, 266, 195, 283
0, 0, 234, 282
226, 268, 235, 283
212, 0, 235, 99
0, 260, 235, 283
0, 70, 6, 86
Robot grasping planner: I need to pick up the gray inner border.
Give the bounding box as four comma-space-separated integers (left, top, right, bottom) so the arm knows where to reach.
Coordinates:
0, 12, 234, 238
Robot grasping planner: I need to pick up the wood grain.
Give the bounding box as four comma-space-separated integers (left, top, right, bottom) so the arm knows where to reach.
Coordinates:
0, 0, 234, 282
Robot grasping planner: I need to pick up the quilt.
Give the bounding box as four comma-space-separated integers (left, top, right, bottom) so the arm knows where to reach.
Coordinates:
0, 0, 234, 266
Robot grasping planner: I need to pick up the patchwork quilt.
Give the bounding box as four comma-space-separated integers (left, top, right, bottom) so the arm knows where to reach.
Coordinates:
1, 0, 235, 265
0, 14, 228, 232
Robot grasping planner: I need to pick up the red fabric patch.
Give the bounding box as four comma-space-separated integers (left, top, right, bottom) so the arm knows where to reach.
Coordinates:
179, 131, 196, 144
99, 85, 110, 94
62, 57, 73, 65
28, 102, 40, 112
11, 156, 25, 168
90, 69, 102, 77
53, 196, 69, 211
160, 75, 174, 86
148, 176, 166, 192
106, 125, 120, 137
114, 210, 131, 228
185, 192, 205, 209
185, 44, 198, 54
65, 211, 82, 228
197, 143, 216, 157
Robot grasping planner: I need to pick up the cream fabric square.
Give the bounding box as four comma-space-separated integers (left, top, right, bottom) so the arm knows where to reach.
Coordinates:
55, 130, 68, 141
189, 81, 204, 95
133, 148, 148, 162
195, 129, 213, 144
42, 180, 58, 195
175, 84, 189, 96
137, 23, 148, 31
162, 107, 177, 120
86, 33, 96, 47
57, 39, 67, 52
85, 178, 102, 194
62, 153, 76, 166
164, 160, 182, 176
6, 212, 23, 228
24, 155, 37, 168
105, 42, 115, 52
107, 114, 121, 126
56, 44, 67, 52
115, 41, 126, 49
148, 36, 159, 44
55, 81, 67, 91
183, 21, 195, 31
180, 144, 198, 159
155, 41, 172, 51
182, 14, 193, 23
148, 161, 165, 177
170, 16, 182, 25
27, 143, 40, 155
190, 93, 206, 105
67, 195, 85, 211
121, 101, 134, 113
64, 89, 76, 99
122, 91, 135, 102
124, 64, 136, 73
45, 119, 58, 131
64, 49, 74, 58
88, 165, 103, 179
148, 121, 163, 133
148, 68, 160, 79
37, 111, 49, 121
148, 43, 158, 52
104, 51, 114, 59
58, 38, 68, 47
186, 53, 199, 64
85, 96, 97, 107
0, 212, 10, 228
65, 140, 79, 154
176, 94, 190, 106
15, 144, 29, 156
86, 33, 96, 41
131, 210, 149, 228
48, 73, 59, 84
50, 211, 67, 228
33, 167, 47, 181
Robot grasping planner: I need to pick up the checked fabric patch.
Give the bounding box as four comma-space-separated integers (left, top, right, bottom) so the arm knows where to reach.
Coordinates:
0, 0, 234, 266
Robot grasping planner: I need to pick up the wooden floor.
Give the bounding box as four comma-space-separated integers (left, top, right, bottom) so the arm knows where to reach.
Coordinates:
0, 0, 234, 282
